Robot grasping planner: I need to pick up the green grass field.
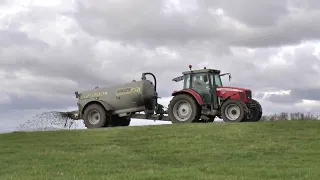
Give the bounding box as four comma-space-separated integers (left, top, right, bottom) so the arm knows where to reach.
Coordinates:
1, 120, 320, 180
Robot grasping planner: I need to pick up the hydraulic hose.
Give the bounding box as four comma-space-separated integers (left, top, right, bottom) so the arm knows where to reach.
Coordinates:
141, 72, 157, 93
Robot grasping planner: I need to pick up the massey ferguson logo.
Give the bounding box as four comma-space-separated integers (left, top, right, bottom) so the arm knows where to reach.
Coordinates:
217, 88, 243, 93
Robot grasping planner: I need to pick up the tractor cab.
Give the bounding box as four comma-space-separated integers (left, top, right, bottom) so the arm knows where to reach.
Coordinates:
172, 65, 231, 108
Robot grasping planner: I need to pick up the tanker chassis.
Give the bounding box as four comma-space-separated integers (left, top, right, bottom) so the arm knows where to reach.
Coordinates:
66, 65, 262, 128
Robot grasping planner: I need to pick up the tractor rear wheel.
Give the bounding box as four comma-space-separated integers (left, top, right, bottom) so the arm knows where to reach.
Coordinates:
221, 99, 248, 123
245, 99, 262, 122
168, 94, 201, 123
83, 104, 108, 128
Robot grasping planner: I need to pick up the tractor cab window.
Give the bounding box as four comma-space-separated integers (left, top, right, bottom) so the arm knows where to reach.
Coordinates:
208, 73, 223, 87
191, 73, 211, 103
191, 73, 210, 90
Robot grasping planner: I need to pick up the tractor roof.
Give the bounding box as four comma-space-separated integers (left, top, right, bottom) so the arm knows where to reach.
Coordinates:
182, 68, 221, 75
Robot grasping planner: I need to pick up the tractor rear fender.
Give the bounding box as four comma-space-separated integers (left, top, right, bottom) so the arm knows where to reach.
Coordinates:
172, 89, 204, 105
80, 100, 114, 118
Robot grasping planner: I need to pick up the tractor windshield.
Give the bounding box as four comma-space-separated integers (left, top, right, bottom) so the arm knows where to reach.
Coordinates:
184, 73, 223, 89
183, 73, 210, 90
213, 74, 222, 87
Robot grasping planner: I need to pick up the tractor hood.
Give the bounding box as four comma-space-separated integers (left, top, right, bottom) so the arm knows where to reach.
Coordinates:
217, 86, 251, 92
216, 86, 252, 103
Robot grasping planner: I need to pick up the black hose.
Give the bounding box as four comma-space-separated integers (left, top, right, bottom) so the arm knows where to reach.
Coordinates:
142, 72, 158, 107
141, 72, 157, 93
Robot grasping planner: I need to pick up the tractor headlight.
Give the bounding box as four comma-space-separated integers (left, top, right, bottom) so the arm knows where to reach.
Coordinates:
246, 90, 252, 99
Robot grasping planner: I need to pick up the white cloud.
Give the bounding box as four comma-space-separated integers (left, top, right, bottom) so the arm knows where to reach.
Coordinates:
0, 92, 11, 104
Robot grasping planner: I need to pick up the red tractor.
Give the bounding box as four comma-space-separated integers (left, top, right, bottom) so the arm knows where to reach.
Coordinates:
168, 65, 262, 123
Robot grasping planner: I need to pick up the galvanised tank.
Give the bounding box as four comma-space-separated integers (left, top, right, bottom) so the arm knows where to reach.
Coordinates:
77, 79, 156, 114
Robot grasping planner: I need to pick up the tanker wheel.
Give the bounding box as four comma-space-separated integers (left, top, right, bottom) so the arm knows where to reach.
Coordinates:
83, 104, 108, 128
245, 99, 262, 122
168, 94, 200, 123
221, 99, 248, 123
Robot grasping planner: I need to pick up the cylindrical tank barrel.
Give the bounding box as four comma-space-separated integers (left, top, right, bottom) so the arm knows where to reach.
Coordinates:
91, 79, 156, 112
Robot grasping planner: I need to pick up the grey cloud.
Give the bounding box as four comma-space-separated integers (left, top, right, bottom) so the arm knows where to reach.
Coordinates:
263, 94, 302, 104
255, 87, 320, 105
290, 0, 320, 10
253, 98, 319, 115
71, 0, 240, 48
71, 0, 320, 49
0, 0, 7, 5
236, 10, 320, 48
235, 44, 318, 90
290, 88, 320, 101
1, 26, 318, 112
0, 95, 75, 112
0, 28, 185, 103
0, 29, 48, 48
201, 0, 289, 27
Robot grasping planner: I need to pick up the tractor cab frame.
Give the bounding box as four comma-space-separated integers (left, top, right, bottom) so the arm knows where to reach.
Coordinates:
172, 66, 231, 112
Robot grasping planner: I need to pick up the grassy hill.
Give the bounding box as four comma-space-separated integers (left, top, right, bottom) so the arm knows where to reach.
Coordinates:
1, 120, 320, 180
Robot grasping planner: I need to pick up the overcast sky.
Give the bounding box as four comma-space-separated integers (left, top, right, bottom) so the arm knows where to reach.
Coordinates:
1, 0, 320, 133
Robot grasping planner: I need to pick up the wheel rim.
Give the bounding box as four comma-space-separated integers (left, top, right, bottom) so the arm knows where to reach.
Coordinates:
88, 110, 101, 125
172, 100, 192, 121
224, 104, 241, 121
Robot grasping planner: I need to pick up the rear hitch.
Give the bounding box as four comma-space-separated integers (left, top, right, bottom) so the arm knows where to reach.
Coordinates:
61, 110, 79, 120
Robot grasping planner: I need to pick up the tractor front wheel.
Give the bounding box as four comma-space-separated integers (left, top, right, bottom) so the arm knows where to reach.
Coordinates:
168, 94, 201, 123
245, 99, 263, 122
221, 99, 248, 123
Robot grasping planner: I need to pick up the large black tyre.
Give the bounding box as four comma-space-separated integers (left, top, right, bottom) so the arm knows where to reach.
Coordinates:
110, 116, 131, 127
245, 99, 262, 122
83, 104, 108, 128
168, 94, 201, 123
119, 117, 131, 126
207, 116, 215, 122
221, 99, 249, 123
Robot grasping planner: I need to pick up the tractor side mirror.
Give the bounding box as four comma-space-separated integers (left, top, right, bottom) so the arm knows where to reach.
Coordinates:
229, 74, 232, 81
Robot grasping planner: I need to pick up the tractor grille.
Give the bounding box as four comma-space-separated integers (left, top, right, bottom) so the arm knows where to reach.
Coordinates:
246, 90, 252, 100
